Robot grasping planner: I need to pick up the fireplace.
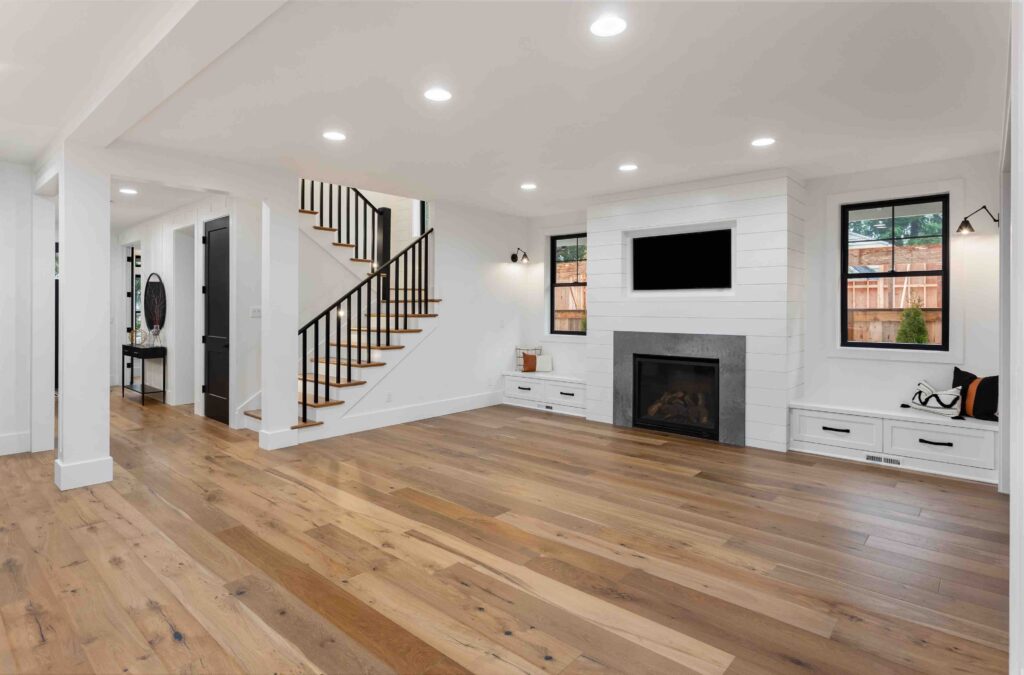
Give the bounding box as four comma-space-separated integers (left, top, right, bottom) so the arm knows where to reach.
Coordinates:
632, 354, 719, 440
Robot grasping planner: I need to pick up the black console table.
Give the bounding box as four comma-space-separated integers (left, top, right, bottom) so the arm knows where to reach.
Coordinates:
122, 344, 167, 405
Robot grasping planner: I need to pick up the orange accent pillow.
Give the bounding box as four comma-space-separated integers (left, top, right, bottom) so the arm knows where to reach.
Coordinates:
522, 354, 537, 372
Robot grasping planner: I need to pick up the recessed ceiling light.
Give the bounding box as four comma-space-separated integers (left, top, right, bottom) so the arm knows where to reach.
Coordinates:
751, 137, 776, 147
521, 183, 537, 191
424, 87, 452, 102
590, 14, 627, 37
322, 130, 347, 141
619, 163, 638, 172
119, 187, 138, 195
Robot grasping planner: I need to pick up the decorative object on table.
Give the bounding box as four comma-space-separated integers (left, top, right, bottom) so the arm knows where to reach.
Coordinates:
515, 346, 541, 371
957, 204, 999, 234
952, 367, 999, 421
535, 354, 554, 372
144, 273, 167, 331
906, 380, 962, 417
522, 353, 537, 372
148, 325, 164, 348
510, 247, 529, 264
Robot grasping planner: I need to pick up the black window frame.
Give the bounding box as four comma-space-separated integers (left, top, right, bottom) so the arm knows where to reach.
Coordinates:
550, 232, 587, 336
840, 193, 950, 351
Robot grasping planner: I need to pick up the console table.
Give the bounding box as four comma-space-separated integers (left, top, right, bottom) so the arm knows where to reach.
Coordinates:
121, 344, 167, 405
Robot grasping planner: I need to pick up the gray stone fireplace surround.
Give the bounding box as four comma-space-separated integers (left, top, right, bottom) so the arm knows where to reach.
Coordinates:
612, 331, 746, 446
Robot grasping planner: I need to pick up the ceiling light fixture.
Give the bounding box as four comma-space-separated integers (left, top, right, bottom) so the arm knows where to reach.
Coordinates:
424, 87, 452, 102
751, 137, 776, 147
119, 187, 138, 195
619, 163, 638, 172
322, 130, 347, 141
521, 182, 537, 191
590, 14, 627, 37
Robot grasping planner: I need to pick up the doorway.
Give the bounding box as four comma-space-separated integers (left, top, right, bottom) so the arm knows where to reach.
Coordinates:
203, 216, 230, 424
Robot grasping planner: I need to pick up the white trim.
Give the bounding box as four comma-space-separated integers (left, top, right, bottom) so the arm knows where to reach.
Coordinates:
0, 431, 30, 456
259, 425, 298, 451
825, 178, 966, 364
54, 455, 113, 490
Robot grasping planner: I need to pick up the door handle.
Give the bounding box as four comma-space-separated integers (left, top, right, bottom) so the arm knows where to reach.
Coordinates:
822, 426, 850, 433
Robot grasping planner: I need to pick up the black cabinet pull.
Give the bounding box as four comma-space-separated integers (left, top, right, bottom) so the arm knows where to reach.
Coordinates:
559, 391, 575, 397
517, 386, 531, 391
919, 438, 953, 447
822, 426, 850, 433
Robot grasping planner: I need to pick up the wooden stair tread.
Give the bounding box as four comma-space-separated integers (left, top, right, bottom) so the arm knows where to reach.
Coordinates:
300, 375, 367, 388
351, 258, 373, 263
369, 313, 438, 318
244, 409, 323, 430
332, 242, 355, 248
314, 358, 386, 367
349, 327, 421, 333
331, 342, 405, 350
299, 398, 345, 409
298, 209, 318, 215
312, 226, 337, 232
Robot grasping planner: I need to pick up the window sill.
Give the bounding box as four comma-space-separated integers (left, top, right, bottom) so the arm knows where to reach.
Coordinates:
828, 344, 963, 365
543, 333, 587, 344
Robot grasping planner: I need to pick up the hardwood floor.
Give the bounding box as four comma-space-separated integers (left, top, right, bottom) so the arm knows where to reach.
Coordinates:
0, 393, 1007, 674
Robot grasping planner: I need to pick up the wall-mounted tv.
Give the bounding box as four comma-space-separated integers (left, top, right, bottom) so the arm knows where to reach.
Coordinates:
632, 228, 732, 290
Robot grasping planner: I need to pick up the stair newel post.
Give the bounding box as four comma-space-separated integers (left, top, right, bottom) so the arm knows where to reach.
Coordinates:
313, 320, 320, 404
324, 311, 331, 403
346, 296, 352, 384
301, 330, 308, 422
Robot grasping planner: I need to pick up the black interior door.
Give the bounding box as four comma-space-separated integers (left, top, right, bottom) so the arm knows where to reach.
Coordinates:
204, 217, 230, 424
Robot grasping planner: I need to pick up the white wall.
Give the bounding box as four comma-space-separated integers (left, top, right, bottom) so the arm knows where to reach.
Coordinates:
802, 153, 1001, 410
172, 226, 195, 404
349, 200, 530, 416
583, 172, 805, 451
298, 228, 362, 323
111, 194, 262, 422
0, 161, 33, 455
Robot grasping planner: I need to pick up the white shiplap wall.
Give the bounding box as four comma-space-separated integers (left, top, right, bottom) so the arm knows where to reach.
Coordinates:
585, 173, 805, 451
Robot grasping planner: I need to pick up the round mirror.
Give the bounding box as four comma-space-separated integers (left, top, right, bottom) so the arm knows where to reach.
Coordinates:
144, 273, 167, 330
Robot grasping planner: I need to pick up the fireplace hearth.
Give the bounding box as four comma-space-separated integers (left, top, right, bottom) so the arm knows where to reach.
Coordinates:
633, 354, 719, 440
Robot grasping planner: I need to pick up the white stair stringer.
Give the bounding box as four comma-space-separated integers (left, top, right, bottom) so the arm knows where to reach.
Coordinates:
298, 210, 375, 280
296, 316, 439, 442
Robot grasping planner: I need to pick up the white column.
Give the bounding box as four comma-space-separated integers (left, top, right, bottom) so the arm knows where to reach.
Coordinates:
259, 187, 299, 450
55, 145, 112, 489
30, 195, 56, 452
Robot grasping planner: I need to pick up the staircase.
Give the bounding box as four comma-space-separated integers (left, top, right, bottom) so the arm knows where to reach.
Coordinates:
242, 179, 439, 440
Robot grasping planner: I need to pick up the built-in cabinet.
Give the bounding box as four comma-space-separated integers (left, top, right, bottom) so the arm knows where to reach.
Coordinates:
502, 372, 586, 417
789, 402, 998, 483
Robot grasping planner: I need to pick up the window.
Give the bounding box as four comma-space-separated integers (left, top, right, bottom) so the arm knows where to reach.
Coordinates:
551, 233, 587, 335
841, 194, 949, 350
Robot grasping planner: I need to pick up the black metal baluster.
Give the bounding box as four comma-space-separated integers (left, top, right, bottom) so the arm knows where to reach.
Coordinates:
365, 276, 371, 365
362, 200, 368, 260
318, 182, 324, 227
346, 188, 351, 244
300, 178, 306, 210
324, 311, 331, 403
328, 183, 333, 230
403, 251, 409, 330
313, 321, 319, 404
335, 303, 341, 386
356, 288, 362, 373
425, 233, 430, 314
385, 264, 391, 347
346, 296, 352, 384
301, 330, 307, 422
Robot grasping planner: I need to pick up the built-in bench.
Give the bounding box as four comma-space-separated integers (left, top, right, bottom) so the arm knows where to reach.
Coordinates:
789, 401, 999, 483
502, 371, 586, 417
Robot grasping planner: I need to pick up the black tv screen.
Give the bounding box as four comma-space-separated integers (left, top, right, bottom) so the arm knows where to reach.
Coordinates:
632, 229, 732, 290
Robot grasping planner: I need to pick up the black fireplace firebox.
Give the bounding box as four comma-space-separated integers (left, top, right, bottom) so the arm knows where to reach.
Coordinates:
632, 354, 720, 440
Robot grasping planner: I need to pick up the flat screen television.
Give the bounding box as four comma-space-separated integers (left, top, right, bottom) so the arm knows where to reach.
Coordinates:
632, 229, 732, 290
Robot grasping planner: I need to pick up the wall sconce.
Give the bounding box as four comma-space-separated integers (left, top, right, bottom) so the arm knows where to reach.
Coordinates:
958, 205, 999, 234
510, 248, 529, 264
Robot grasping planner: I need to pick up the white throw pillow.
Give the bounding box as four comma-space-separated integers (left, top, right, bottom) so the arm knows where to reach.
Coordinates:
535, 355, 553, 372
908, 380, 962, 417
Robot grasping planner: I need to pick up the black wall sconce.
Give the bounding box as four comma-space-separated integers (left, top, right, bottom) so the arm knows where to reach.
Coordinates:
510, 247, 529, 264
958, 205, 999, 234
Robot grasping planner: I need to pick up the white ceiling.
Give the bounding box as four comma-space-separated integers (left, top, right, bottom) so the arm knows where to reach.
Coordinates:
110, 179, 209, 230
0, 1, 188, 163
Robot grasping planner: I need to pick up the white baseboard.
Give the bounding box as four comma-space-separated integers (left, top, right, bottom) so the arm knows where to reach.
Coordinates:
259, 426, 298, 451
0, 430, 30, 456
54, 456, 113, 490
297, 391, 503, 445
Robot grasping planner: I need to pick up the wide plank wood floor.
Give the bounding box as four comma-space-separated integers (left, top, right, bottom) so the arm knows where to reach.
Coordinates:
0, 392, 1007, 673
